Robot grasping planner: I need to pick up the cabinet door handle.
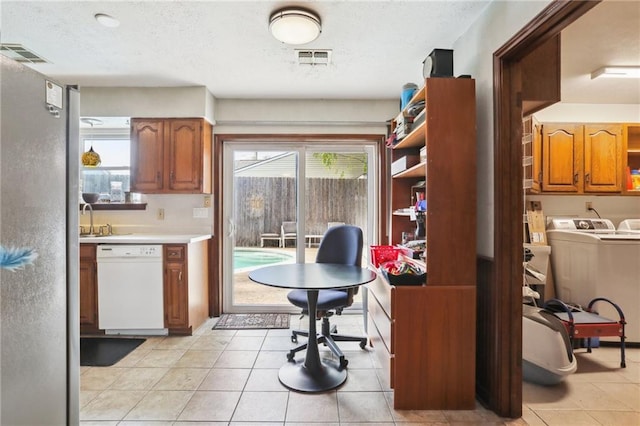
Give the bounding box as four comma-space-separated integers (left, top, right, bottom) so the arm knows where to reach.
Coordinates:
179, 271, 182, 281
585, 173, 590, 183
156, 171, 161, 183
170, 171, 175, 183
574, 173, 579, 184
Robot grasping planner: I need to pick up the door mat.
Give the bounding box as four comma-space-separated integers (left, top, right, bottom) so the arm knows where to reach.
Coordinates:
213, 313, 290, 330
80, 337, 145, 367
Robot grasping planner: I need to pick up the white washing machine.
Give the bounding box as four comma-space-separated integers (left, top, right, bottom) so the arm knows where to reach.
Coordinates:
547, 218, 640, 343
618, 218, 640, 233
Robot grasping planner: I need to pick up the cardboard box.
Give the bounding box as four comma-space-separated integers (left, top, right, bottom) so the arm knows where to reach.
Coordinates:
525, 200, 547, 245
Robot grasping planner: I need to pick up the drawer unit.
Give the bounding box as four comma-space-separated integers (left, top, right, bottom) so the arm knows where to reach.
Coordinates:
368, 290, 392, 352
367, 269, 477, 410
165, 245, 185, 261
80, 243, 96, 260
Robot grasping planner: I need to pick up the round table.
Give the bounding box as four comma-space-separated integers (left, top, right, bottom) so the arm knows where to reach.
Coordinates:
249, 263, 377, 392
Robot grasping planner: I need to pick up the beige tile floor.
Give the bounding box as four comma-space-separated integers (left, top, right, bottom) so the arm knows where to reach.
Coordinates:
80, 314, 639, 425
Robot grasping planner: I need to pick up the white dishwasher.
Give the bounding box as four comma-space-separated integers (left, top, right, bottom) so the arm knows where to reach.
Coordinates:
97, 245, 167, 335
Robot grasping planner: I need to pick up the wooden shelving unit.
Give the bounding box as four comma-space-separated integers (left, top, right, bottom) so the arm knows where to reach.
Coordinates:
368, 77, 477, 410
392, 161, 426, 179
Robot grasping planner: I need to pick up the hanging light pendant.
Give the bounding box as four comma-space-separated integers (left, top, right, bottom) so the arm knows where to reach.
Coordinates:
81, 145, 101, 167
269, 8, 321, 45
80, 117, 103, 167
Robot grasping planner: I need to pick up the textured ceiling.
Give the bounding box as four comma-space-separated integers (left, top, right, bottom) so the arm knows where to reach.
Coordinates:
1, 0, 639, 104
1, 0, 490, 99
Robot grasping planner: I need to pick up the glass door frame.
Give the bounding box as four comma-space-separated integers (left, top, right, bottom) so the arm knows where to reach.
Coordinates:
221, 139, 379, 313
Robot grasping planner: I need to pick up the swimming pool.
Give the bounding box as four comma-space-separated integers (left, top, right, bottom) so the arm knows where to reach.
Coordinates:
234, 249, 293, 271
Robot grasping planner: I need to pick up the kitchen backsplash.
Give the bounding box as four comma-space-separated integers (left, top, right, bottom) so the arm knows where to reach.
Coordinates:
79, 194, 214, 235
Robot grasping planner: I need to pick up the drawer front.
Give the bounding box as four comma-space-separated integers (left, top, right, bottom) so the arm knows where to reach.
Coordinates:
79, 244, 96, 260
164, 245, 185, 261
368, 292, 393, 353
368, 315, 393, 388
366, 274, 392, 318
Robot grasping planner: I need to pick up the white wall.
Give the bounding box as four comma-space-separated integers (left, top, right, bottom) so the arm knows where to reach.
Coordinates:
453, 0, 552, 256
535, 103, 640, 122
79, 194, 214, 235
213, 98, 397, 134
527, 194, 640, 228
80, 86, 215, 122
79, 93, 397, 234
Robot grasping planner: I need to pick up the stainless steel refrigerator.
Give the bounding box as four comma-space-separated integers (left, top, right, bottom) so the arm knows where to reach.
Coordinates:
1, 55, 80, 424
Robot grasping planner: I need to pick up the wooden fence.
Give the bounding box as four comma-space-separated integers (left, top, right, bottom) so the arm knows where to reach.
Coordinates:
234, 176, 368, 246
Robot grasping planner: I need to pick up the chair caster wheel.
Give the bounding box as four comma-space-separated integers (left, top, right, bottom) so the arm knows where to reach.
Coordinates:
287, 352, 295, 362
359, 340, 367, 349
291, 335, 297, 343
339, 359, 348, 369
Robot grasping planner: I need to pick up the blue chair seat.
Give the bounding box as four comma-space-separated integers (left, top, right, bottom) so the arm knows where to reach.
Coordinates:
287, 289, 349, 312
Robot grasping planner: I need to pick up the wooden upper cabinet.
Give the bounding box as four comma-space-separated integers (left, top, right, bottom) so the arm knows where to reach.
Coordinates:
524, 116, 542, 193
131, 118, 212, 194
131, 119, 165, 192
541, 122, 623, 193
542, 123, 583, 192
521, 34, 561, 116
531, 117, 543, 193
625, 125, 640, 195
583, 124, 622, 192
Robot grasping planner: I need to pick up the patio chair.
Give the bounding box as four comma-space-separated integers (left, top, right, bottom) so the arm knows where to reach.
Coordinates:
260, 231, 281, 247
281, 221, 297, 247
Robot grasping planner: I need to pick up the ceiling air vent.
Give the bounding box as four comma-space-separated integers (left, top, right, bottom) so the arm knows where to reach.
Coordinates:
0, 44, 48, 64
296, 49, 332, 66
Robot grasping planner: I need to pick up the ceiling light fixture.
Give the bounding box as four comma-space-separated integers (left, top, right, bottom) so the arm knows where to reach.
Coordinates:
591, 66, 640, 79
80, 117, 103, 127
269, 8, 321, 45
95, 13, 120, 28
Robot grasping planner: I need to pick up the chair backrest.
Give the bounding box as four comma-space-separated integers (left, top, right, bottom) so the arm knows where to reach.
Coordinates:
281, 221, 297, 234
316, 225, 363, 267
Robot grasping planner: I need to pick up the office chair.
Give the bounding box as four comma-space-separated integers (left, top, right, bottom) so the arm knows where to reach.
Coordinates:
286, 225, 368, 369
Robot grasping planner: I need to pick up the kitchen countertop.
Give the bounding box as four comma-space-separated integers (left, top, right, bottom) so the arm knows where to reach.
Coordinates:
79, 234, 212, 244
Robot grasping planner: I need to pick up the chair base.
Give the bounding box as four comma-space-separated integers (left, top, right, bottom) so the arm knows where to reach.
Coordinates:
288, 317, 367, 369
279, 357, 347, 392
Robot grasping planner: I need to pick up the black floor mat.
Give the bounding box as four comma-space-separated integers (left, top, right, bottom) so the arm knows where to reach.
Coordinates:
80, 337, 145, 367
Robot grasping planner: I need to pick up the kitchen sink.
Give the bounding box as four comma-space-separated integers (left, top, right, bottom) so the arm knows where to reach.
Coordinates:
79, 233, 132, 239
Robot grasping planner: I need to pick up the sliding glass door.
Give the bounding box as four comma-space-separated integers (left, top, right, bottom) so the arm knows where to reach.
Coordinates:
222, 140, 377, 313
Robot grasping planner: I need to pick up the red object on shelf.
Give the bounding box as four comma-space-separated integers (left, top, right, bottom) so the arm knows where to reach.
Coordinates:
626, 167, 633, 190
370, 245, 403, 267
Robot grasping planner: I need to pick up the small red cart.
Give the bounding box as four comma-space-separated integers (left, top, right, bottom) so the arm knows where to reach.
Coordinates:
543, 297, 626, 368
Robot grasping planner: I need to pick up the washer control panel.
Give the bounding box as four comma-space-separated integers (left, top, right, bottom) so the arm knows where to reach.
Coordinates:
548, 218, 616, 232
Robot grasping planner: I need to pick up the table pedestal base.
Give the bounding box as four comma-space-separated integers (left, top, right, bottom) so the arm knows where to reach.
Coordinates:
279, 360, 346, 392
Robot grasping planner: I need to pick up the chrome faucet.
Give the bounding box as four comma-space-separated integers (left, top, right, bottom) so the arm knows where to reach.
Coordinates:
82, 203, 95, 235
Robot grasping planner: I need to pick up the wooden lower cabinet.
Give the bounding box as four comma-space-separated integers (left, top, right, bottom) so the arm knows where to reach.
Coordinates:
367, 275, 476, 410
79, 244, 100, 333
163, 242, 209, 335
